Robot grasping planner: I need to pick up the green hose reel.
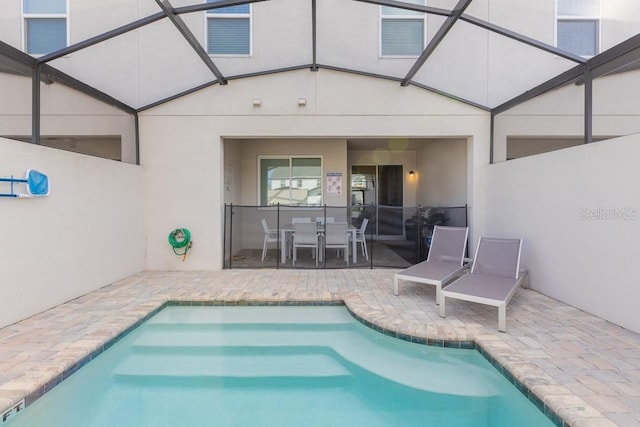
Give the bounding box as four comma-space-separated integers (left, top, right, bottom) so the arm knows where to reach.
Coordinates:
168, 228, 193, 261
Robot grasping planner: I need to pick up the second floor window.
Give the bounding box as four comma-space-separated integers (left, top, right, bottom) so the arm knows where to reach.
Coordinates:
23, 0, 68, 55
206, 0, 251, 56
556, 0, 600, 57
380, 0, 425, 57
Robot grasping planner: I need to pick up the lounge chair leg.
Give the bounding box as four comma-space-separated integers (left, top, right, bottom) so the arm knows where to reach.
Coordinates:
439, 297, 446, 318
393, 277, 399, 296
435, 285, 441, 306
498, 304, 506, 332
521, 269, 529, 289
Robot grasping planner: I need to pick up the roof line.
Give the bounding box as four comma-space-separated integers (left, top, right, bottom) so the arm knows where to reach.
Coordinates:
459, 15, 586, 64
0, 40, 36, 68
175, 0, 270, 14
493, 34, 640, 114
37, 13, 166, 64
156, 0, 227, 85
41, 63, 137, 114
492, 64, 585, 115
408, 81, 490, 111
138, 63, 491, 112
352, 0, 450, 17
317, 64, 489, 111
352, 0, 585, 64
137, 64, 313, 111
0, 41, 135, 114
588, 32, 640, 78
402, 0, 473, 86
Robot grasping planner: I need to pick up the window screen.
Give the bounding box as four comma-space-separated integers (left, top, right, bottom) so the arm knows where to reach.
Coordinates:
380, 0, 425, 56
557, 20, 598, 56
206, 0, 250, 55
556, 0, 599, 56
23, 0, 67, 54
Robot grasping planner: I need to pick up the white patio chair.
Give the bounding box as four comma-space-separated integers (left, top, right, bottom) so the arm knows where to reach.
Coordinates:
315, 216, 335, 225
324, 222, 349, 266
292, 217, 312, 223
293, 222, 321, 266
287, 217, 312, 258
260, 219, 278, 262
353, 218, 369, 261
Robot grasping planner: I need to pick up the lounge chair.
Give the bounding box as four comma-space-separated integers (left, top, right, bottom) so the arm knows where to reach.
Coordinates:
393, 225, 470, 305
439, 237, 527, 332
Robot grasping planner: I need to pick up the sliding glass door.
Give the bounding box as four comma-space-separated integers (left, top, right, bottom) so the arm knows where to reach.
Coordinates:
350, 164, 403, 237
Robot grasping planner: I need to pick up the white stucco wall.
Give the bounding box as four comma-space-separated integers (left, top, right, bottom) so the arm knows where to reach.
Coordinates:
140, 69, 489, 270
0, 137, 145, 329
483, 133, 640, 333
416, 138, 468, 207
0, 73, 138, 164
493, 70, 640, 162
3, 0, 638, 111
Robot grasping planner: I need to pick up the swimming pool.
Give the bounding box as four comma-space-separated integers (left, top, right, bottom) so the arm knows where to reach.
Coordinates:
6, 306, 554, 426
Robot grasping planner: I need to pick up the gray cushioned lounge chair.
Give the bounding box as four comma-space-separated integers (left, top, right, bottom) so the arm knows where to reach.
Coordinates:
393, 225, 470, 305
439, 237, 528, 332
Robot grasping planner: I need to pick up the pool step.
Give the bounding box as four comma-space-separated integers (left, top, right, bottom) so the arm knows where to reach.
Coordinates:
129, 324, 350, 349
113, 351, 352, 380
123, 326, 499, 397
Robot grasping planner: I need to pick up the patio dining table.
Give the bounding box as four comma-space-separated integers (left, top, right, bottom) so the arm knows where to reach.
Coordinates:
280, 223, 358, 264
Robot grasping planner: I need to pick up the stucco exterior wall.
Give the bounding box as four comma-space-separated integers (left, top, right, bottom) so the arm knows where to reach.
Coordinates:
2, 0, 638, 110
483, 133, 640, 333
0, 137, 145, 329
140, 69, 489, 270
493, 70, 640, 162
416, 138, 468, 207
0, 74, 137, 163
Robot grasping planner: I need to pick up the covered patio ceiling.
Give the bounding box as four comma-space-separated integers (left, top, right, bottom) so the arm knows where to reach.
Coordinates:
1, 0, 640, 117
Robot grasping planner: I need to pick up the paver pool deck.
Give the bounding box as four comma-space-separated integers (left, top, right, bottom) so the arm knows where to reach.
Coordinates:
1, 269, 639, 426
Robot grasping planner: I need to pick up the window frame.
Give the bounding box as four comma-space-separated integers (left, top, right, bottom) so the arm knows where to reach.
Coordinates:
204, 0, 252, 57
22, 0, 69, 55
379, 0, 426, 58
555, 0, 601, 58
258, 156, 323, 207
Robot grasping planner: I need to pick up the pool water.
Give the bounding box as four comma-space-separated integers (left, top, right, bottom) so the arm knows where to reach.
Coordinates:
8, 306, 554, 426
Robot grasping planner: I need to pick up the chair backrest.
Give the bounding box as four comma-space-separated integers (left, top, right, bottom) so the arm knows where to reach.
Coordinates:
315, 216, 335, 224
292, 217, 311, 224
427, 225, 469, 265
359, 218, 369, 233
261, 218, 271, 233
471, 237, 522, 279
293, 222, 318, 244
325, 222, 348, 245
